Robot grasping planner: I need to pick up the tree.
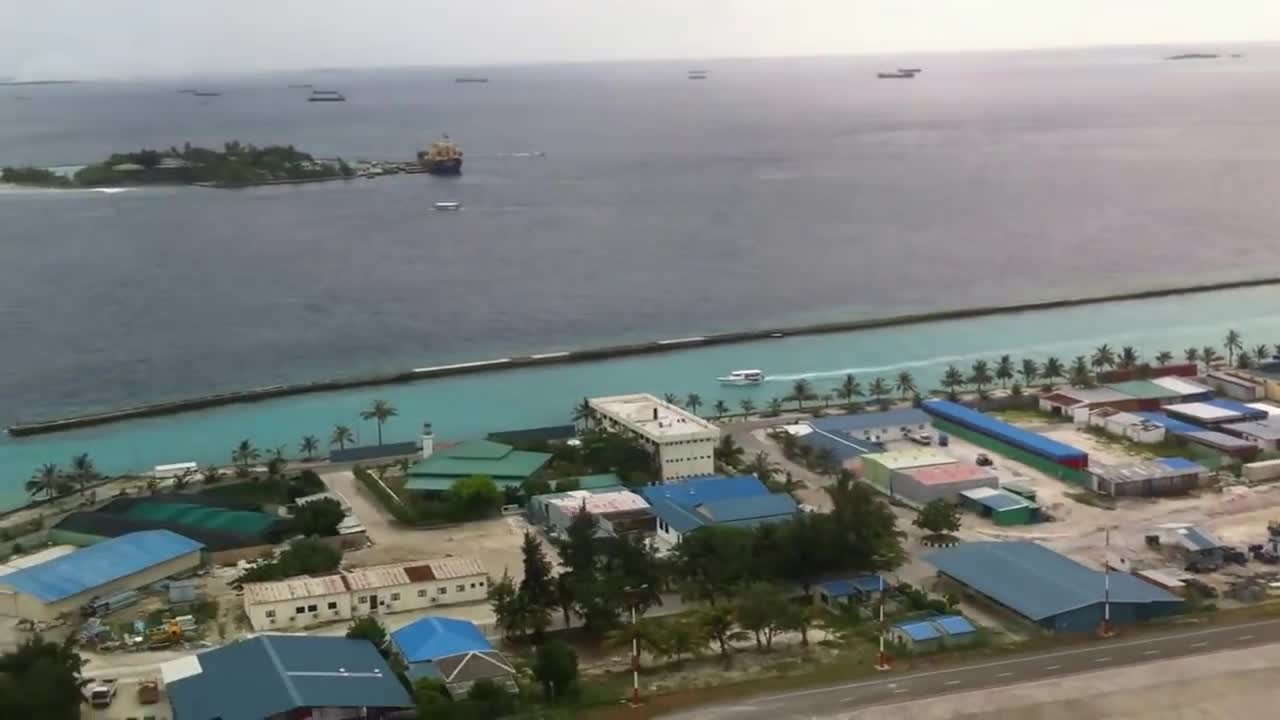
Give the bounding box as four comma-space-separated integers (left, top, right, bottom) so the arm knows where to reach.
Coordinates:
766, 397, 784, 416
734, 582, 790, 651
685, 393, 703, 416
665, 619, 703, 663
968, 360, 994, 393
232, 439, 260, 477
236, 538, 341, 584
467, 678, 516, 718
299, 435, 319, 460
1184, 347, 1200, 365
25, 463, 61, 500
1225, 329, 1243, 367
1091, 344, 1116, 371
172, 468, 196, 491
940, 365, 966, 398
345, 615, 390, 655
360, 399, 398, 445
1070, 355, 1091, 388
782, 603, 824, 648
820, 392, 834, 408
838, 373, 864, 409
0, 636, 85, 720
673, 526, 756, 605
995, 355, 1014, 389
789, 379, 816, 409
554, 573, 576, 629
913, 499, 961, 536
572, 396, 593, 428
330, 424, 354, 451
533, 640, 579, 701
663, 393, 680, 406
745, 451, 781, 486
1237, 350, 1254, 369
739, 398, 756, 417
200, 465, 224, 485
894, 371, 917, 400
697, 605, 747, 658
717, 434, 745, 470
868, 377, 890, 407
713, 399, 730, 418
1118, 346, 1140, 370
69, 453, 99, 496
518, 532, 554, 639
413, 677, 451, 714
1254, 345, 1272, 364
445, 476, 503, 520
1041, 357, 1065, 387
1155, 350, 1174, 367
1202, 346, 1221, 369
489, 572, 527, 640
292, 497, 345, 536
1019, 358, 1039, 389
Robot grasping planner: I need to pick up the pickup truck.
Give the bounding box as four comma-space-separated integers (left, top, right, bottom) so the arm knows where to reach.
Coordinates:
86, 678, 118, 708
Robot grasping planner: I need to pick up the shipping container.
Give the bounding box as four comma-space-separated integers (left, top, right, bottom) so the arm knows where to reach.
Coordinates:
922, 400, 1088, 468
1244, 458, 1280, 483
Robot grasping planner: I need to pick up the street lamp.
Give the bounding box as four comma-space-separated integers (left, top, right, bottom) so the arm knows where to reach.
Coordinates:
623, 584, 650, 706
1099, 525, 1116, 638
875, 573, 891, 670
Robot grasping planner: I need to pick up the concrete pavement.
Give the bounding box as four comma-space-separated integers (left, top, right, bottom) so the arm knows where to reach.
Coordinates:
663, 618, 1280, 719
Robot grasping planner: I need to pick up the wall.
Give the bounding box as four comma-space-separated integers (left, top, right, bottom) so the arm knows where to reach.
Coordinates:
208, 544, 277, 566
890, 471, 997, 505
247, 589, 353, 631
1, 550, 203, 621
656, 438, 716, 482
244, 574, 490, 632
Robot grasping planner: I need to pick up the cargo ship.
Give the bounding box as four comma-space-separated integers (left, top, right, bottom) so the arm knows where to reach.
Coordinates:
418, 136, 463, 176
308, 90, 347, 102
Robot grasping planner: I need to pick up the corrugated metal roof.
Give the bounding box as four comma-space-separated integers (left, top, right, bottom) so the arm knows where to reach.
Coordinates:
894, 620, 941, 641
922, 400, 1087, 462
166, 635, 412, 720
546, 490, 650, 515
406, 441, 552, 481
1104, 380, 1182, 401
391, 617, 492, 663
1157, 457, 1207, 474
1183, 430, 1257, 451
1223, 420, 1280, 441
1176, 527, 1224, 552
1205, 399, 1270, 420
959, 487, 1034, 511
640, 475, 767, 507
926, 542, 1181, 621
1166, 402, 1248, 422
1044, 388, 1134, 405
0, 530, 202, 602
243, 575, 349, 604
1133, 412, 1203, 435
421, 556, 486, 580
810, 409, 930, 434
899, 462, 996, 486
800, 426, 884, 462
1247, 403, 1280, 417
817, 575, 885, 597
933, 615, 978, 635
242, 557, 485, 605
345, 565, 412, 591
861, 448, 956, 471
695, 494, 797, 523
1150, 376, 1215, 397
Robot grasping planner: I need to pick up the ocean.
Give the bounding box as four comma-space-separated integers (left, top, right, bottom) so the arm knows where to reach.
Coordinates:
2, 48, 1280, 508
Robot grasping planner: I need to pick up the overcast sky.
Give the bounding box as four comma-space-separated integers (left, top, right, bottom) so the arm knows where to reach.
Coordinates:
4, 1, 1278, 79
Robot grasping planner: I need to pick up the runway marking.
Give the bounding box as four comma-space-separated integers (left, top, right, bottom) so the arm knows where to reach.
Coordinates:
1238, 635, 1256, 641
893, 688, 910, 694
944, 680, 962, 686
1143, 650, 1160, 655
996, 672, 1015, 678
1189, 641, 1210, 648
1044, 665, 1062, 670
1094, 657, 1111, 663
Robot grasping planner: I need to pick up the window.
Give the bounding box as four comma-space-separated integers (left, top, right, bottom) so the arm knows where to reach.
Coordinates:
328, 601, 338, 610
295, 605, 305, 615
307, 604, 317, 613
478, 580, 485, 588
390, 592, 400, 601
265, 610, 276, 618
418, 589, 427, 598
437, 587, 448, 595
456, 584, 465, 592
470, 582, 477, 589
359, 596, 368, 605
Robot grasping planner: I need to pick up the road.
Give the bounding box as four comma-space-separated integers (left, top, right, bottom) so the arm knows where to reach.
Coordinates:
663, 618, 1280, 719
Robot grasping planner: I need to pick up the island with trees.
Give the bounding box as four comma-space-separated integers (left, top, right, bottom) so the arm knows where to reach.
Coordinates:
1, 140, 356, 189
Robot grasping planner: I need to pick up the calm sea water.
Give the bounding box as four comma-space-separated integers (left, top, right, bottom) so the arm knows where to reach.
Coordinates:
3, 48, 1280, 508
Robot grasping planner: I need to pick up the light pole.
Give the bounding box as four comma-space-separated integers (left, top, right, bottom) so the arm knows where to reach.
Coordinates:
1100, 526, 1115, 638
623, 584, 649, 706
875, 573, 891, 670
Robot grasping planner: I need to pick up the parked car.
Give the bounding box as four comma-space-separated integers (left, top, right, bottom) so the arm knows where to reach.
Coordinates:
975, 453, 993, 466
907, 431, 933, 445
86, 679, 117, 708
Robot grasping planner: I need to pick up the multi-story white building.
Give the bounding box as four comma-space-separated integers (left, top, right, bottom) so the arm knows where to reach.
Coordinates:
587, 393, 720, 482
241, 557, 487, 631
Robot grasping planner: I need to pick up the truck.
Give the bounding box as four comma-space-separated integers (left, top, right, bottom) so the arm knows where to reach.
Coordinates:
86, 678, 118, 708
138, 679, 161, 704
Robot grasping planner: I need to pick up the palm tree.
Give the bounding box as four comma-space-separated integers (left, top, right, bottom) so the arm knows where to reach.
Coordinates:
968, 360, 994, 393
717, 435, 746, 470
1155, 350, 1174, 367
271, 445, 288, 463
894, 371, 917, 400
739, 398, 756, 417
868, 377, 890, 406
1225, 329, 1244, 367
1202, 346, 1221, 369
1237, 350, 1254, 369
26, 463, 61, 500
1184, 347, 1200, 365
232, 439, 260, 475
1118, 346, 1140, 370
1274, 343, 1280, 359
1253, 345, 1272, 364
995, 355, 1014, 389
941, 365, 966, 397
172, 468, 196, 491
1070, 356, 1091, 387
745, 451, 781, 485
685, 393, 703, 416
663, 393, 680, 406
819, 392, 834, 408
789, 379, 816, 409
201, 466, 225, 485
360, 399, 399, 445
766, 397, 784, 416
330, 424, 355, 451
1018, 358, 1040, 389
713, 400, 730, 418
300, 435, 319, 460
1091, 344, 1116, 372
837, 374, 863, 409
69, 452, 99, 496
571, 397, 593, 427
1041, 357, 1065, 387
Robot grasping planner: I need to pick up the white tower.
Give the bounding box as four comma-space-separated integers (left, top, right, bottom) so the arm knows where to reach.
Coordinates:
421, 423, 435, 459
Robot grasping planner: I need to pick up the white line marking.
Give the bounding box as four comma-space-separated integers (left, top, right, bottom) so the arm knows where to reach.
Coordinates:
755, 619, 1280, 705
893, 688, 909, 694
842, 696, 859, 703
1143, 650, 1160, 656
1238, 635, 1256, 641
1190, 641, 1210, 648
996, 672, 1014, 678
1094, 657, 1111, 663
1044, 665, 1062, 670
944, 680, 961, 686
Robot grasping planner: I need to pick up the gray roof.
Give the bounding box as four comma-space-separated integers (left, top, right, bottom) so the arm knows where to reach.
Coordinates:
926, 542, 1181, 621
1047, 388, 1135, 405
1091, 460, 1206, 485
1174, 526, 1224, 552
1223, 420, 1280, 441
811, 408, 930, 434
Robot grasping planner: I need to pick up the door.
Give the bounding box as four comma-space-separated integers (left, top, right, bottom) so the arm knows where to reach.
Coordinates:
369, 593, 378, 612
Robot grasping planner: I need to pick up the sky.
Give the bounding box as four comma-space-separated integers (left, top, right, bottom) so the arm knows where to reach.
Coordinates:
3, 0, 1278, 79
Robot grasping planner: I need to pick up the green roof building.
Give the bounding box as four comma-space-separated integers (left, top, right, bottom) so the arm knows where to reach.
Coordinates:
405, 440, 553, 493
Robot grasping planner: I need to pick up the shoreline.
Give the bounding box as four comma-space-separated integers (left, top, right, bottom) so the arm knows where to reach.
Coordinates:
9, 274, 1280, 437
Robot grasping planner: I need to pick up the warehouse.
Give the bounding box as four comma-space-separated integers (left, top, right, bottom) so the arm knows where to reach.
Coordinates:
860, 448, 955, 495
957, 487, 1038, 526
528, 488, 654, 537
1164, 400, 1269, 427
922, 399, 1089, 477
794, 424, 883, 465
1220, 419, 1280, 451
1084, 408, 1165, 444
927, 541, 1183, 632
0, 530, 203, 621
1090, 458, 1208, 497
241, 557, 487, 631
809, 408, 932, 443
1102, 380, 1185, 409
888, 462, 998, 505
1039, 387, 1137, 416
1134, 412, 1259, 460
1149, 376, 1216, 403
405, 439, 553, 494
640, 476, 797, 549
1204, 370, 1266, 401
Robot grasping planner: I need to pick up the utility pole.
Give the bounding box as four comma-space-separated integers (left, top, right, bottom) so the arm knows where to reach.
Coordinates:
875, 573, 891, 670
624, 584, 649, 705
1100, 526, 1115, 638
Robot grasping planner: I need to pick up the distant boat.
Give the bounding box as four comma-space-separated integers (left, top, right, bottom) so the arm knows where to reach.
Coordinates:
288, 83, 315, 89
308, 90, 346, 102
192, 91, 222, 97
717, 369, 765, 386
877, 72, 915, 79
898, 68, 922, 74
455, 77, 489, 84
687, 69, 709, 80
417, 135, 463, 176
434, 201, 462, 211
177, 89, 198, 94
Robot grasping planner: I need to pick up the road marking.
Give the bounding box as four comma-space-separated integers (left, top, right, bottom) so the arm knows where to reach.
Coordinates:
1094, 657, 1111, 663
944, 680, 961, 686
1143, 650, 1160, 656
1044, 665, 1062, 670
1238, 635, 1256, 641
996, 672, 1015, 678
842, 696, 860, 703
1189, 641, 1210, 648
893, 688, 910, 694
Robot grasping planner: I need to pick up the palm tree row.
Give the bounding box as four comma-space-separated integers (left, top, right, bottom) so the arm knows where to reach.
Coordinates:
26, 452, 102, 500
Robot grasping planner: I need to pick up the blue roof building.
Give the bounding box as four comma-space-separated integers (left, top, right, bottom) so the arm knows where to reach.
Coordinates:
163, 635, 412, 720
391, 617, 516, 695
640, 476, 798, 546
890, 614, 978, 650
927, 541, 1183, 632
0, 530, 203, 621
813, 574, 887, 605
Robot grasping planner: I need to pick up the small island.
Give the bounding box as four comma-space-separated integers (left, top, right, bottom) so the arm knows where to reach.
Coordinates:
1166, 53, 1220, 60
1, 141, 356, 189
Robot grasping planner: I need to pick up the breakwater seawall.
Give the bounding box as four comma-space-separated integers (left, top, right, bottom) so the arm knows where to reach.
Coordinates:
10, 274, 1280, 437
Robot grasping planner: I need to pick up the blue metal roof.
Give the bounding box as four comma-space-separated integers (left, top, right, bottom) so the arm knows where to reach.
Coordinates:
933, 615, 977, 636
923, 400, 1086, 462
696, 494, 797, 523
926, 542, 1181, 621
799, 427, 883, 462
895, 620, 942, 641
639, 475, 767, 508
0, 530, 202, 602
1176, 527, 1224, 552
1157, 457, 1205, 473
391, 617, 492, 663
817, 575, 886, 598
811, 409, 930, 435
1205, 399, 1269, 421
167, 635, 412, 720
1134, 412, 1202, 435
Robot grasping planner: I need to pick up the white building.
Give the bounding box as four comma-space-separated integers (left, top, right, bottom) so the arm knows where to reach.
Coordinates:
242, 557, 487, 631
1086, 408, 1166, 444
587, 394, 719, 482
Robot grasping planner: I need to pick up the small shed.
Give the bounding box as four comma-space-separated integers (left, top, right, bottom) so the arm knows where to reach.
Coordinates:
958, 487, 1037, 526
890, 614, 977, 652
813, 575, 886, 606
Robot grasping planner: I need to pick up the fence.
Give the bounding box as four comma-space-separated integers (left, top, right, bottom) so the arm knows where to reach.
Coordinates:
933, 419, 1092, 486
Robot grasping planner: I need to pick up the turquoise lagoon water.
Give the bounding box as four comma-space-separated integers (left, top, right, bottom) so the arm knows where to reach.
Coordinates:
4, 284, 1280, 510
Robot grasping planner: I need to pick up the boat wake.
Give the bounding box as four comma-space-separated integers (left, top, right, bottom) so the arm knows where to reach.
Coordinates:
91, 187, 134, 194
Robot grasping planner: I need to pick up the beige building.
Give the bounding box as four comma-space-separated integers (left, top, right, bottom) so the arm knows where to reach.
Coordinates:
0, 530, 204, 622
242, 557, 487, 631
588, 393, 720, 482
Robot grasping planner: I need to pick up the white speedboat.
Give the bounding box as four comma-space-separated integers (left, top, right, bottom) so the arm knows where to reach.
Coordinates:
434, 201, 462, 211
717, 369, 764, 385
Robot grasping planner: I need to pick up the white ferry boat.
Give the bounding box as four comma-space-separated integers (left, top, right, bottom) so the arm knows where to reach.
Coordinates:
434, 201, 462, 211
717, 369, 765, 385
